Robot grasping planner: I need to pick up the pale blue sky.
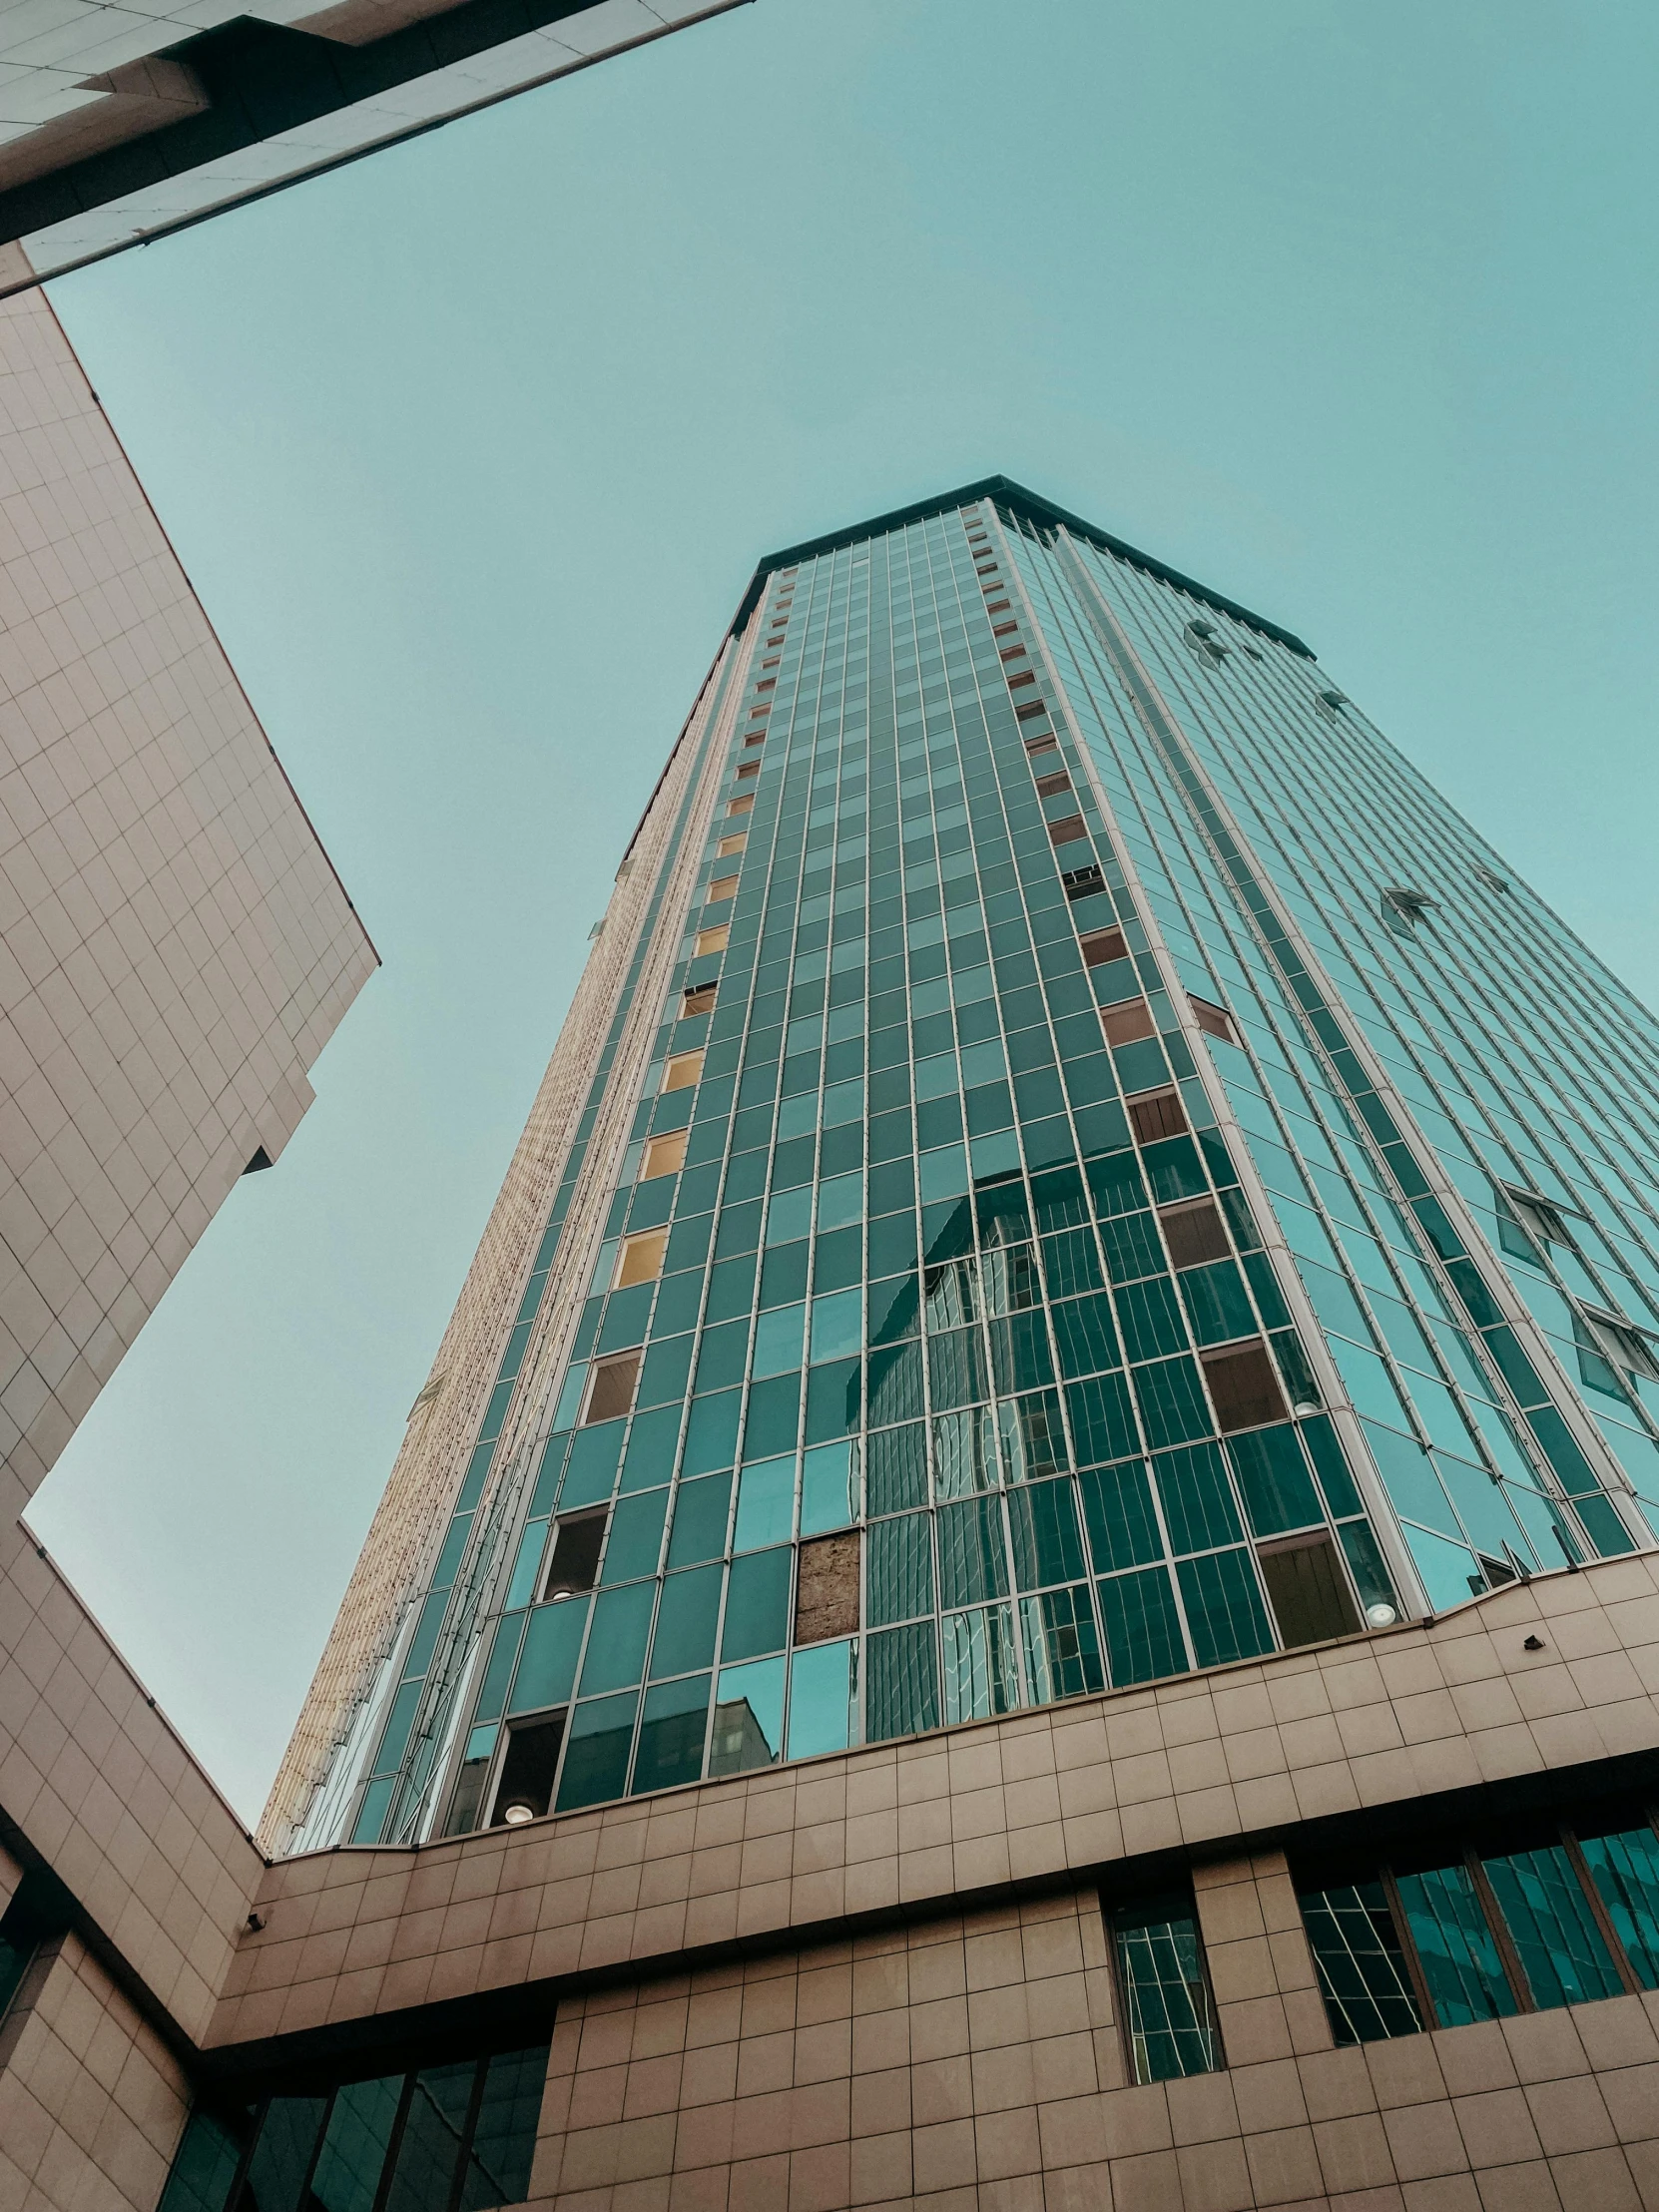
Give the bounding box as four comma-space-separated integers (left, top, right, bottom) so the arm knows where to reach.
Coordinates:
29, 0, 1659, 1823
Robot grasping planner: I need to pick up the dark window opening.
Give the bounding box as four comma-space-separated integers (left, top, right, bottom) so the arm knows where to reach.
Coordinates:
585, 1355, 638, 1424
1080, 926, 1129, 967
1316, 687, 1347, 718
1183, 617, 1229, 665
683, 983, 718, 1017
1381, 885, 1435, 935
1101, 1000, 1155, 1048
1024, 732, 1058, 757
1202, 1342, 1288, 1431
1258, 1531, 1362, 1647
1159, 1199, 1231, 1270
1107, 1892, 1222, 2083
1034, 771, 1072, 798
1129, 1091, 1188, 1145
1061, 863, 1106, 901
490, 1713, 567, 1826
1188, 996, 1239, 1045
1584, 1312, 1659, 1387
1473, 862, 1509, 893
543, 1510, 606, 1600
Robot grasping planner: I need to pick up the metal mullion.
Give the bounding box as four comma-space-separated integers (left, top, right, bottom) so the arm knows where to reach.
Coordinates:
1559, 1825, 1642, 1998
369, 2073, 418, 2212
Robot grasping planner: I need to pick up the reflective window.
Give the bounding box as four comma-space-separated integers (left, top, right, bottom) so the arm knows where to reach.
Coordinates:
1110, 1895, 1221, 2082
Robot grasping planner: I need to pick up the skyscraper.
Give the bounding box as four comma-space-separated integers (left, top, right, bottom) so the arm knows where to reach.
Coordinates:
195, 478, 1659, 2212
281, 475, 1659, 1859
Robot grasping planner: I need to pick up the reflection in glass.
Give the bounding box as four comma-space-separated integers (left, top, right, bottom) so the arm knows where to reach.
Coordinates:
996, 1389, 1066, 1483
1112, 1899, 1220, 2082
787, 1639, 857, 1758
458, 2048, 546, 2212
931, 1407, 997, 1498
1019, 1587, 1104, 1702
311, 2077, 401, 2212
243, 2097, 325, 2212
1394, 1863, 1516, 2026
801, 1440, 858, 1533
941, 1603, 1018, 1722
734, 1457, 795, 1552
632, 1675, 711, 1794
1482, 1845, 1622, 2008
710, 1656, 785, 1775
866, 1622, 940, 1741
1580, 1826, 1659, 1988
1299, 1881, 1421, 2044
383, 2063, 473, 2212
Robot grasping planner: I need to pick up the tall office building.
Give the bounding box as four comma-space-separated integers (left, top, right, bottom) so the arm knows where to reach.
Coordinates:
178, 481, 1659, 2209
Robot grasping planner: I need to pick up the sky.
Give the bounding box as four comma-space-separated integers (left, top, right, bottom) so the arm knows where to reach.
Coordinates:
26, 0, 1659, 1827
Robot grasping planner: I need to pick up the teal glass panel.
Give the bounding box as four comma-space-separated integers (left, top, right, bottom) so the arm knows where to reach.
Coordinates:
1098, 1568, 1188, 1685
1178, 1260, 1256, 1347
867, 1422, 927, 1513
1360, 1419, 1460, 1537
683, 1388, 742, 1474
667, 1471, 731, 1565
788, 1639, 855, 1758
600, 1489, 668, 1584
1050, 1294, 1119, 1380
560, 1420, 625, 1507
997, 1388, 1067, 1483
648, 1565, 722, 1678
1066, 1373, 1139, 1466
158, 2112, 247, 2212
940, 1602, 1019, 1721
743, 1374, 802, 1460
810, 1288, 862, 1363
866, 1622, 940, 1741
349, 1777, 394, 1845
1176, 1549, 1274, 1666
619, 1404, 681, 1491
1302, 1414, 1363, 1516
310, 2077, 402, 2212
695, 1318, 751, 1392
1140, 1136, 1208, 1205
1019, 1585, 1104, 1700
1086, 1149, 1148, 1217
752, 1301, 806, 1376
1044, 1225, 1107, 1295
1133, 1356, 1214, 1448
1227, 1426, 1323, 1535
928, 1326, 990, 1410
555, 1692, 639, 1811
631, 1674, 711, 1794
868, 1512, 934, 1625
931, 1405, 997, 1497
801, 1440, 857, 1533
1153, 1443, 1241, 1554
1298, 1882, 1421, 2044
1580, 1827, 1659, 1987
1395, 1862, 1516, 2025
1007, 1477, 1085, 1589
1117, 1278, 1188, 1363
988, 1311, 1055, 1393
1112, 1899, 1220, 2082
1402, 1523, 1482, 1610
575, 1582, 653, 1695
710, 1655, 785, 1775
1098, 1210, 1163, 1286
1078, 1458, 1164, 1571
383, 2064, 475, 2212
937, 1495, 1009, 1607
458, 2046, 548, 2212
734, 1456, 795, 1552
805, 1357, 861, 1440
507, 1598, 587, 1716
721, 1547, 793, 1660
1482, 1846, 1622, 2008
636, 1334, 694, 1408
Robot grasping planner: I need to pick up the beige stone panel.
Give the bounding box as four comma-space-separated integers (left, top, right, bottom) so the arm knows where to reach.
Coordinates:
0, 274, 376, 1512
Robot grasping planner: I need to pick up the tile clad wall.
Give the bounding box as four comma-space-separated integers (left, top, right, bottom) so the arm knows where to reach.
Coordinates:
528, 1863, 1659, 2211
0, 278, 376, 1509
0, 1921, 193, 2212
218, 1550, 1659, 2048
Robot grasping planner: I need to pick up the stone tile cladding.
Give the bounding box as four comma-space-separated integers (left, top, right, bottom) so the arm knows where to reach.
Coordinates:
221, 1550, 1659, 2046
265, 626, 749, 1853
0, 1907, 194, 2212
529, 1873, 1659, 2211
0, 278, 375, 1507
0, 1513, 264, 2044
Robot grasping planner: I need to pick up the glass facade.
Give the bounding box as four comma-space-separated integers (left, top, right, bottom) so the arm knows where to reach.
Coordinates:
320, 481, 1659, 1847
160, 2045, 549, 2212
1299, 1812, 1659, 2040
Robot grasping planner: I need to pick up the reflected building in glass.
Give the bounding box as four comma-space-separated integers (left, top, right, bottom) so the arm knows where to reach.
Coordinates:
276, 478, 1659, 1857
